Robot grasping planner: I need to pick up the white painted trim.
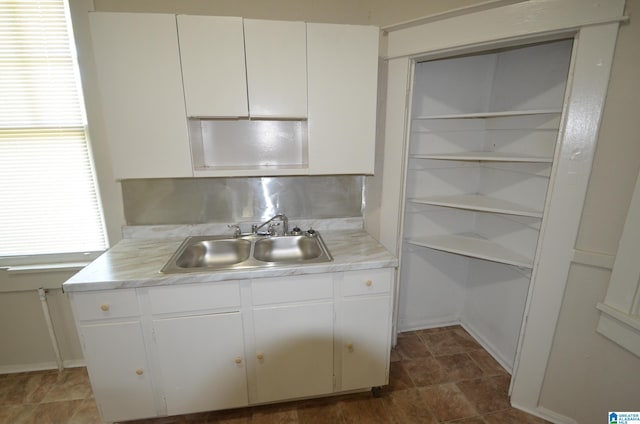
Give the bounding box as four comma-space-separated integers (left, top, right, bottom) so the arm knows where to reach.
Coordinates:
510, 22, 620, 410
460, 322, 513, 374
509, 403, 579, 424
596, 303, 640, 358
572, 249, 615, 270
381, 0, 526, 32
385, 0, 625, 59
0, 359, 86, 375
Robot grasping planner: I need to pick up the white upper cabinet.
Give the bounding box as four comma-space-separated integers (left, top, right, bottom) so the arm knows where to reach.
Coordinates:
307, 23, 379, 175
177, 16, 248, 118
178, 17, 306, 119
244, 19, 307, 118
88, 12, 192, 179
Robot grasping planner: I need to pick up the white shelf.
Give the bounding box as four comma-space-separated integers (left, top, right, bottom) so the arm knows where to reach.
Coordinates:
413, 109, 562, 120
409, 194, 543, 218
406, 234, 533, 269
410, 152, 553, 162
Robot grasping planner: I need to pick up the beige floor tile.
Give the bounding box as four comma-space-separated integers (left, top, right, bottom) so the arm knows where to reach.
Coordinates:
419, 383, 478, 422
68, 399, 105, 424
41, 368, 92, 403
403, 356, 451, 387
251, 408, 298, 424
445, 416, 486, 423
296, 401, 343, 424
419, 328, 482, 356
383, 388, 438, 424
436, 353, 485, 382
339, 395, 393, 424
387, 361, 414, 391
456, 375, 511, 414
0, 403, 38, 424
395, 332, 431, 359
23, 399, 84, 424
467, 350, 508, 376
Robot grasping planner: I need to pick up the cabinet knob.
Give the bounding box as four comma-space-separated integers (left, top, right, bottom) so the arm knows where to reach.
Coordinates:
366, 280, 373, 287
347, 343, 354, 352
100, 304, 110, 312
135, 368, 144, 376
235, 357, 242, 365
256, 353, 264, 360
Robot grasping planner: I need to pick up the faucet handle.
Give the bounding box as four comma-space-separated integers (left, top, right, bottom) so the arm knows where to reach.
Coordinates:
227, 224, 241, 237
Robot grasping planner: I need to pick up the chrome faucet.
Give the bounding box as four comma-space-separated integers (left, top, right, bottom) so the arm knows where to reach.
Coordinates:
252, 214, 289, 236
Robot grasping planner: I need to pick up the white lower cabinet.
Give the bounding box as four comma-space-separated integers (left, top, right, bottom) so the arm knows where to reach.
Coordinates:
338, 269, 393, 391
80, 321, 156, 422
70, 268, 394, 422
252, 302, 334, 403
153, 312, 248, 415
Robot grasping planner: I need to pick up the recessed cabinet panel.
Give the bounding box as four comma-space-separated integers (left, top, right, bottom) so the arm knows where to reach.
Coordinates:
89, 12, 192, 179
252, 302, 334, 403
81, 321, 156, 422
307, 23, 379, 174
339, 296, 391, 391
177, 15, 248, 118
244, 19, 307, 118
154, 312, 248, 415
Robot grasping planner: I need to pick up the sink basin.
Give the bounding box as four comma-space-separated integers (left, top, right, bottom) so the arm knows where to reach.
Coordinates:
161, 233, 333, 273
174, 239, 251, 268
254, 235, 323, 262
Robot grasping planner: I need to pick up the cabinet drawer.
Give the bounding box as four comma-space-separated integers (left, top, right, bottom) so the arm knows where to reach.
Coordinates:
148, 282, 241, 315
252, 274, 333, 305
72, 289, 139, 321
341, 269, 393, 297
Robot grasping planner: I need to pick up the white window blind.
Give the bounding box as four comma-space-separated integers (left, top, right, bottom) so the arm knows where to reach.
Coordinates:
0, 0, 107, 257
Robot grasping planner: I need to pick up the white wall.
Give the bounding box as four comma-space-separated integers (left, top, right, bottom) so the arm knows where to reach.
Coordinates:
538, 2, 640, 421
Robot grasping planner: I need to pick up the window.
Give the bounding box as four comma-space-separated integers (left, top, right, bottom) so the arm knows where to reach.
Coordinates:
0, 0, 106, 260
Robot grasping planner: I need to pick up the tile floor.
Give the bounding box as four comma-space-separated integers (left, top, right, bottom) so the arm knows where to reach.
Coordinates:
0, 326, 549, 423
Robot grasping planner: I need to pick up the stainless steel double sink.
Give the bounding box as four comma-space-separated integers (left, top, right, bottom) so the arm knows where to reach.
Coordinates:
161, 232, 333, 273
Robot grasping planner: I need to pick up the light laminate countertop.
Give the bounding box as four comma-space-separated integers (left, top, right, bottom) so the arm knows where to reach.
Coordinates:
62, 231, 397, 292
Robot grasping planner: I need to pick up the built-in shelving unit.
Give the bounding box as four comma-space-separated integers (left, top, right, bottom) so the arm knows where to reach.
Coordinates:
397, 39, 573, 370
409, 152, 553, 162
408, 194, 543, 218
406, 234, 534, 269
412, 108, 562, 120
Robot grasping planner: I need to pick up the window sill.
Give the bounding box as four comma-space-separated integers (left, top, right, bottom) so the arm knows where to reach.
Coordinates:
596, 302, 640, 358
2, 262, 89, 275
0, 261, 91, 293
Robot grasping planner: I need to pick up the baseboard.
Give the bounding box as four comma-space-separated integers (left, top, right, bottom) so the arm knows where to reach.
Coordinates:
511, 402, 578, 424
397, 317, 459, 333
460, 321, 514, 374
0, 359, 86, 375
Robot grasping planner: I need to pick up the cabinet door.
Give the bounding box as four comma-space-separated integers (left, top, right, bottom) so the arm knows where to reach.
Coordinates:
252, 302, 334, 403
80, 321, 156, 422
177, 15, 248, 118
244, 19, 307, 118
339, 296, 391, 391
89, 12, 192, 179
153, 312, 248, 415
307, 23, 379, 174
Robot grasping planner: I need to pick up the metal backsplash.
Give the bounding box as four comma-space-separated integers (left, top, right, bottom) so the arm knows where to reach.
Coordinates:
121, 176, 364, 225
